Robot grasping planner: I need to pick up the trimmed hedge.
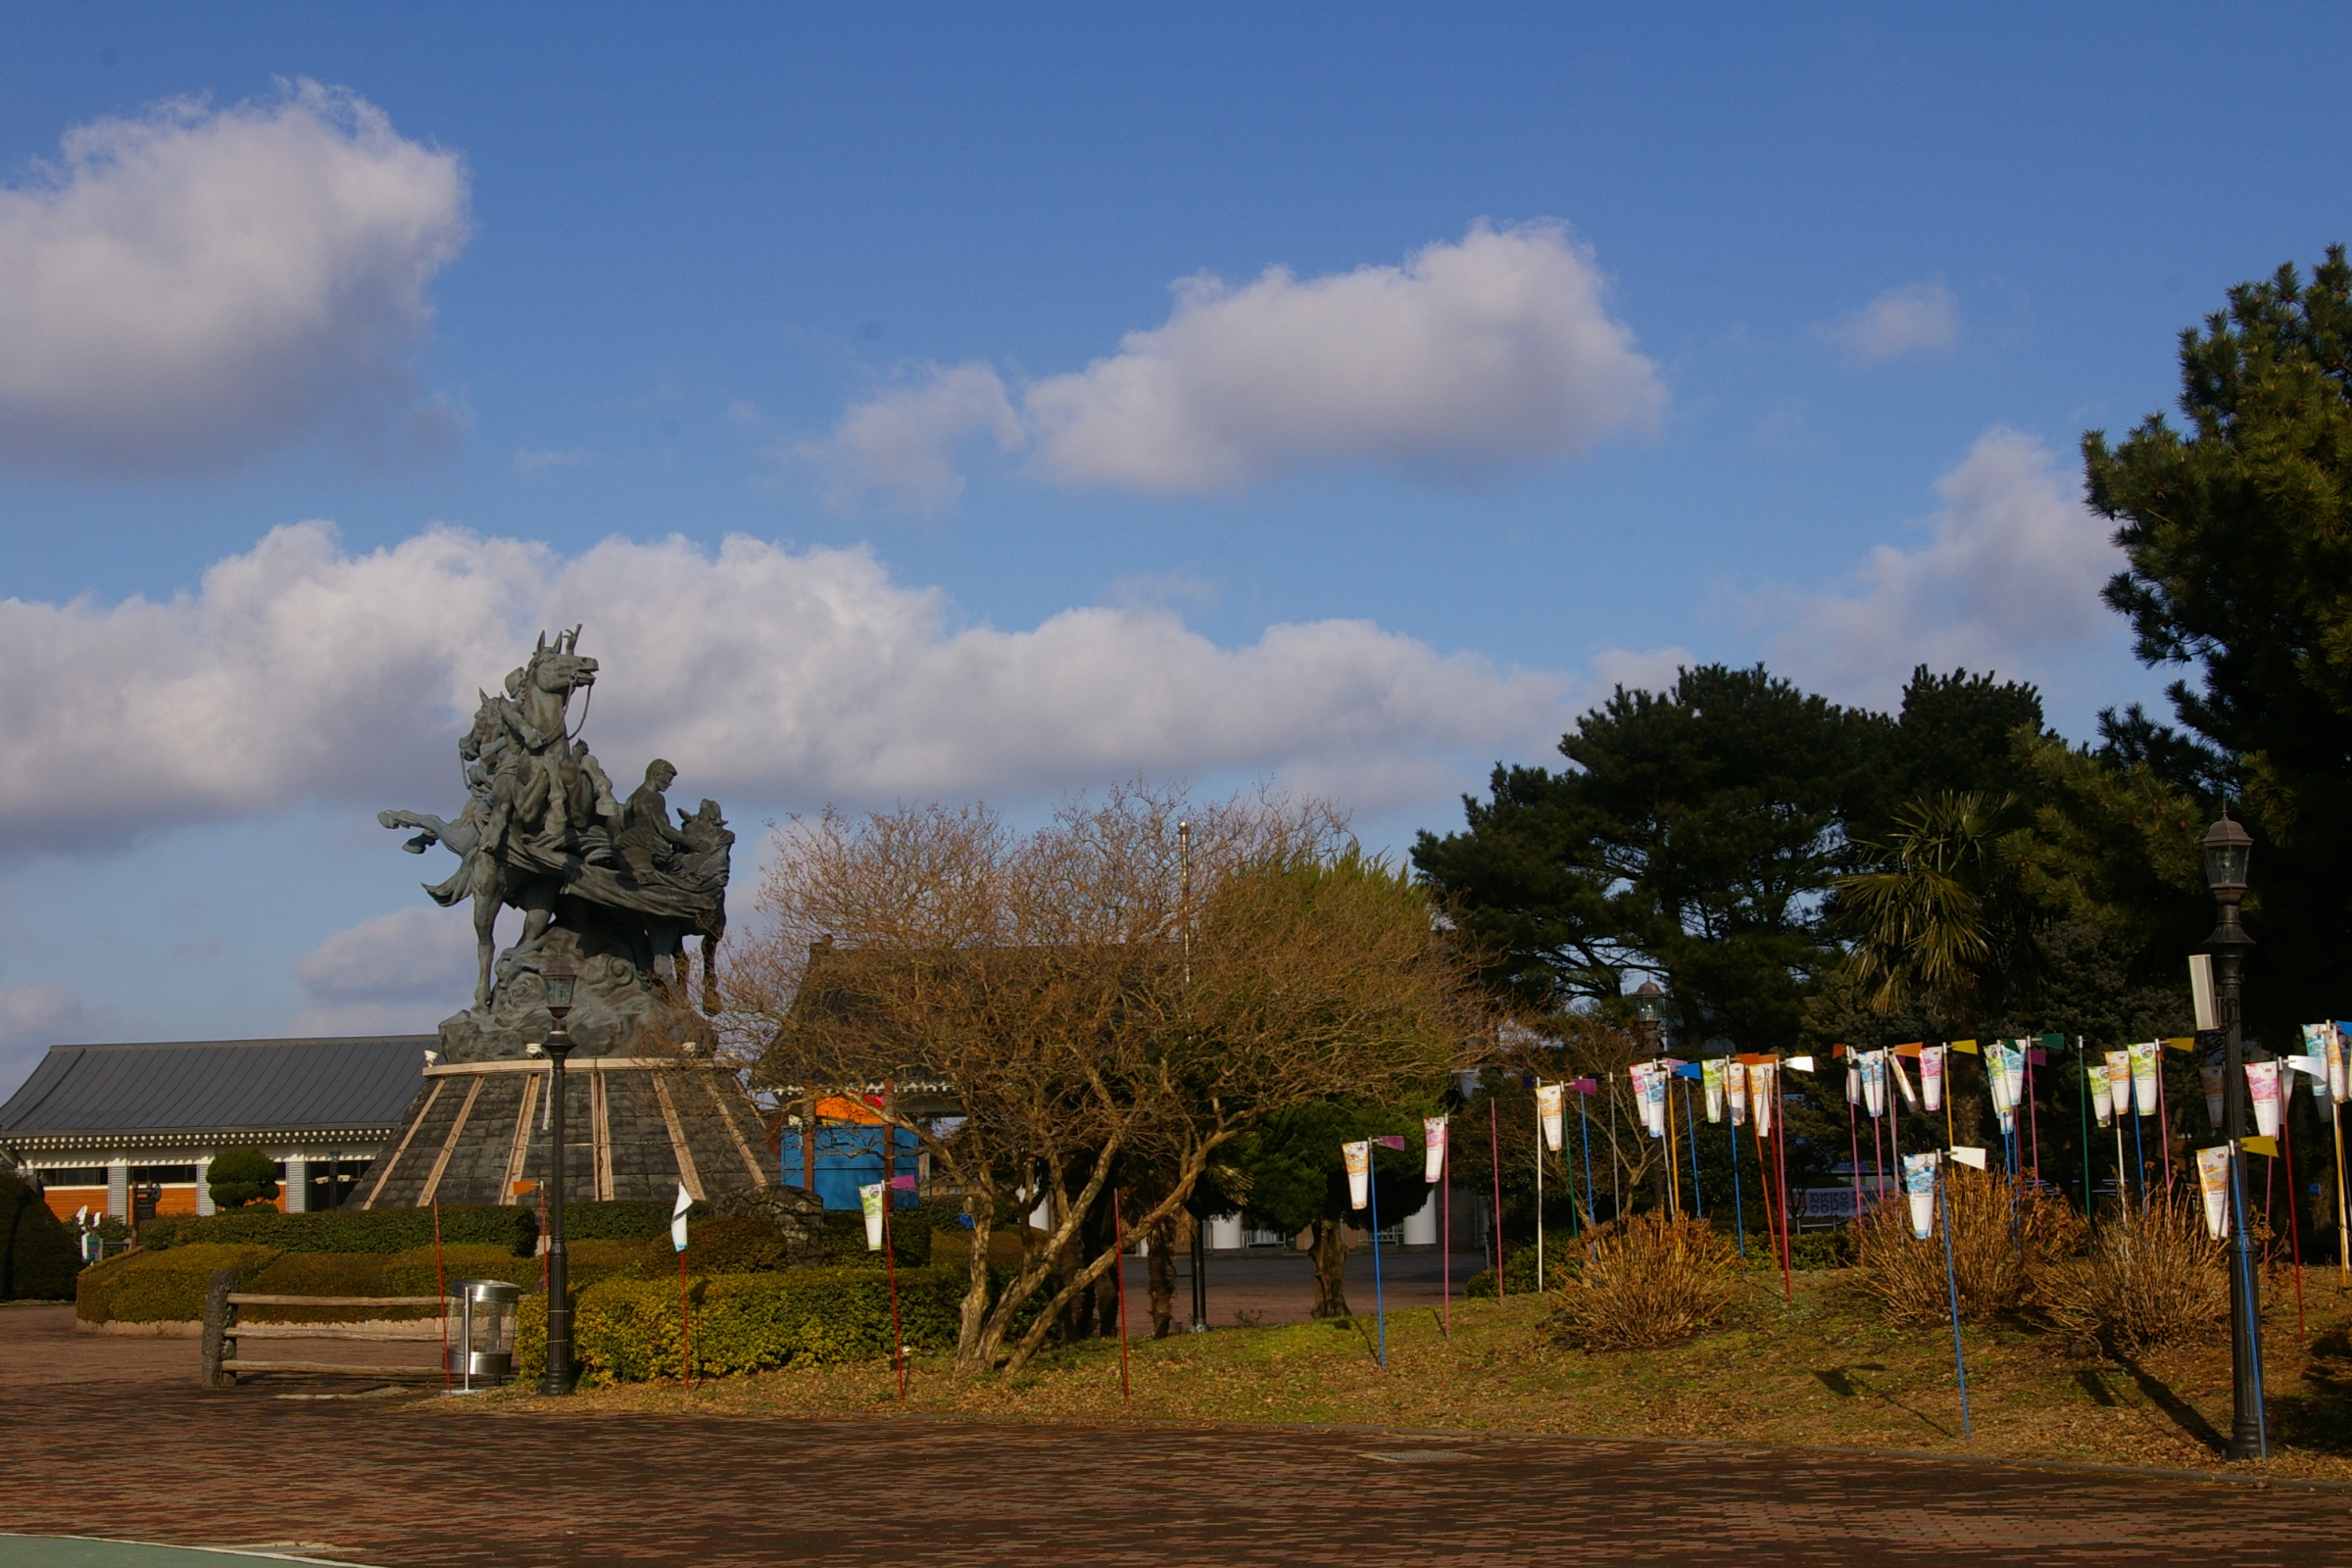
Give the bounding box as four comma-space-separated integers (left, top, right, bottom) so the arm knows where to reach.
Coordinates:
4, 1170, 81, 1300
77, 1243, 280, 1323
138, 1204, 537, 1256
515, 1264, 967, 1385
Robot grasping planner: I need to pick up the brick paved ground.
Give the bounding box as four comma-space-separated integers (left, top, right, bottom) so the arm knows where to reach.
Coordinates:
7, 1303, 2350, 1566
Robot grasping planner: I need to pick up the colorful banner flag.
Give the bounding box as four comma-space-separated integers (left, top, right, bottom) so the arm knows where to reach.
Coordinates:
2196, 1144, 2230, 1240
1631, 1062, 1667, 1138
1726, 1059, 1748, 1126
1844, 1055, 1861, 1105
2246, 1059, 2281, 1139
2130, 1042, 2160, 1118
1423, 1115, 1448, 1183
1902, 1152, 1938, 1240
1921, 1045, 1945, 1112
1858, 1051, 1886, 1120
859, 1182, 886, 1251
1343, 1140, 1371, 1209
2331, 1026, 2351, 1105
2089, 1062, 2114, 1128
2301, 1024, 2337, 1125
1701, 1058, 1726, 1124
1988, 1041, 2023, 1132
2202, 1054, 2227, 1129
1537, 1083, 1565, 1152
1890, 1052, 1920, 1110
2104, 1049, 2134, 1119
1750, 1060, 1776, 1138
671, 1182, 692, 1252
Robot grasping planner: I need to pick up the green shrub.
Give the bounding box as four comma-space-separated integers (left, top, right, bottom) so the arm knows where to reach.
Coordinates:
75, 1243, 280, 1323
815, 1208, 930, 1266
137, 1203, 536, 1256
1853, 1166, 2086, 1325
514, 1265, 967, 1385
554, 1200, 672, 1242
1789, 1226, 1857, 1270
4, 1171, 82, 1300
634, 1215, 790, 1278
2040, 1197, 2227, 1351
206, 1149, 279, 1211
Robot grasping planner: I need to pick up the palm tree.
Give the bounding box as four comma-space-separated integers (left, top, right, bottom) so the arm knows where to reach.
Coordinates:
1837, 792, 2036, 1029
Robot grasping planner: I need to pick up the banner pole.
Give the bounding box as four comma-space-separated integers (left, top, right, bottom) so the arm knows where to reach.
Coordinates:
1490, 1098, 1504, 1301
1774, 1070, 1793, 1302
1369, 1172, 1388, 1369
1579, 1090, 1595, 1231
1441, 1133, 1451, 1339
1729, 1095, 1744, 1260
1683, 1080, 1703, 1218
433, 1201, 449, 1394
1937, 1161, 1971, 1441
1534, 1085, 1545, 1295
678, 1246, 694, 1390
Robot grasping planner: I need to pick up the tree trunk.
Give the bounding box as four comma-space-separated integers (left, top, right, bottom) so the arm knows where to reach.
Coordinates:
1148, 1217, 1175, 1337
1309, 1216, 1351, 1318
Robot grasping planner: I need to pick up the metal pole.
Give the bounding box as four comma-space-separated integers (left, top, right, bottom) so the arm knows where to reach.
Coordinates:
540, 1024, 575, 1396
1534, 1087, 1544, 1292
1188, 1206, 1208, 1333
2211, 894, 2267, 1459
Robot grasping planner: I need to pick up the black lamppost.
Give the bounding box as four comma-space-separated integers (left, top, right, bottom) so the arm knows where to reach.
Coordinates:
538, 952, 578, 1396
2201, 811, 2267, 1460
1635, 981, 1670, 1215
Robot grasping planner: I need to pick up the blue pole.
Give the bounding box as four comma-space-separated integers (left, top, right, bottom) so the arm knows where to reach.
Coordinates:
1937, 1163, 1971, 1440
1684, 1081, 1704, 1218
2129, 1099, 2147, 1209
1368, 1169, 1387, 1368
2226, 1143, 2270, 1456
1729, 1102, 1745, 1259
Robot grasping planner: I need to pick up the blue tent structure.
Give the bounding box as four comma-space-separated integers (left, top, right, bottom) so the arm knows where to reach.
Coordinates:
777, 1114, 919, 1210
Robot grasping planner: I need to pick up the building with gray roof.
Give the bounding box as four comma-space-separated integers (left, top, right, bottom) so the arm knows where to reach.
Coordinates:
0, 1036, 429, 1221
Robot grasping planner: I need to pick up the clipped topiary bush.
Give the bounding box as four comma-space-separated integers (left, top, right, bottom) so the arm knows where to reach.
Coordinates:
1540, 1213, 1741, 1349
76, 1243, 280, 1323
137, 1203, 536, 1256
4, 1170, 82, 1300
205, 1149, 279, 1211
514, 1264, 967, 1385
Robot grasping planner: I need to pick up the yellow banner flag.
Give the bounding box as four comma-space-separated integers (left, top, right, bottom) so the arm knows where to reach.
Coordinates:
2241, 1135, 2280, 1158
1949, 1039, 1981, 1055
2164, 1036, 2195, 1053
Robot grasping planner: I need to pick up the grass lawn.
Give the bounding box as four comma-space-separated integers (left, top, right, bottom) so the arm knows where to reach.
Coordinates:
454, 1262, 2352, 1483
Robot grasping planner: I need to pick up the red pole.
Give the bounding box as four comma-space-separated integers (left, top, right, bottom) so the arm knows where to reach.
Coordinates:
1114, 1190, 1131, 1403
433, 1202, 449, 1392
678, 1246, 694, 1389
1775, 1073, 1793, 1302
2027, 1052, 2041, 1188
1490, 1098, 1504, 1300
884, 1178, 905, 1399
2282, 1110, 2308, 1341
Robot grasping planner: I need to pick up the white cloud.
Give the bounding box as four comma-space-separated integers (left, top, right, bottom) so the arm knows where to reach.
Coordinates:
1759, 426, 2121, 706
794, 361, 1022, 514
1821, 280, 1960, 364
514, 447, 586, 475
803, 221, 1664, 507
289, 906, 480, 1036
1588, 645, 1696, 700
0, 521, 1578, 854
0, 81, 469, 475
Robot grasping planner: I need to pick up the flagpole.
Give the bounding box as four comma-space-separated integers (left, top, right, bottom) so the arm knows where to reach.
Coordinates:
1368, 1171, 1388, 1369
678, 1245, 694, 1390
1490, 1098, 1504, 1300
1773, 1070, 1793, 1301
1534, 1084, 1545, 1296
1729, 1091, 1745, 1260
1937, 1158, 1971, 1441
1579, 1088, 1595, 1231
1441, 1131, 1451, 1338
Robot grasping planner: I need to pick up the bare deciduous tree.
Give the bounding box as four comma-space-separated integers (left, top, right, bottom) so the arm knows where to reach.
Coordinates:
723, 782, 1481, 1373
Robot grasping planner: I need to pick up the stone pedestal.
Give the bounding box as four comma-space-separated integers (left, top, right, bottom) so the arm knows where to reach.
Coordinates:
357, 1056, 772, 1209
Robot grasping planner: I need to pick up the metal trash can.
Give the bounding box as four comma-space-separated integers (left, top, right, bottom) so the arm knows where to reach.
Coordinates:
444, 1279, 521, 1391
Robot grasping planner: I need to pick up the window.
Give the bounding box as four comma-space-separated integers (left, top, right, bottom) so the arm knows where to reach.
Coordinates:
129, 1165, 200, 1184
37, 1166, 109, 1186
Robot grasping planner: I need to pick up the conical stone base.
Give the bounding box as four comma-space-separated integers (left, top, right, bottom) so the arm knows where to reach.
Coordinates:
357, 1055, 772, 1209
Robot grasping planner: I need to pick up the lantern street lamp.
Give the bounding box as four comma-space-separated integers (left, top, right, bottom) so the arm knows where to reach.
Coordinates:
538, 952, 579, 1396
2200, 811, 2266, 1460
1634, 980, 1670, 1214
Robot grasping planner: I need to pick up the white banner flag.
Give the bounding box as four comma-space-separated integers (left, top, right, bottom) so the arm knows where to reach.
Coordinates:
1537, 1083, 1565, 1152
671, 1182, 692, 1252
1343, 1140, 1371, 1209
1423, 1115, 1448, 1183
1921, 1045, 1945, 1112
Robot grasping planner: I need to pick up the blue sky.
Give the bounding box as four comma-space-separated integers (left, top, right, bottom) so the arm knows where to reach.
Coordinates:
0, 3, 2343, 1096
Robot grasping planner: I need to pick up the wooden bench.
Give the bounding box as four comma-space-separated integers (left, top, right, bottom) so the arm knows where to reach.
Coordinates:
199, 1267, 449, 1389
